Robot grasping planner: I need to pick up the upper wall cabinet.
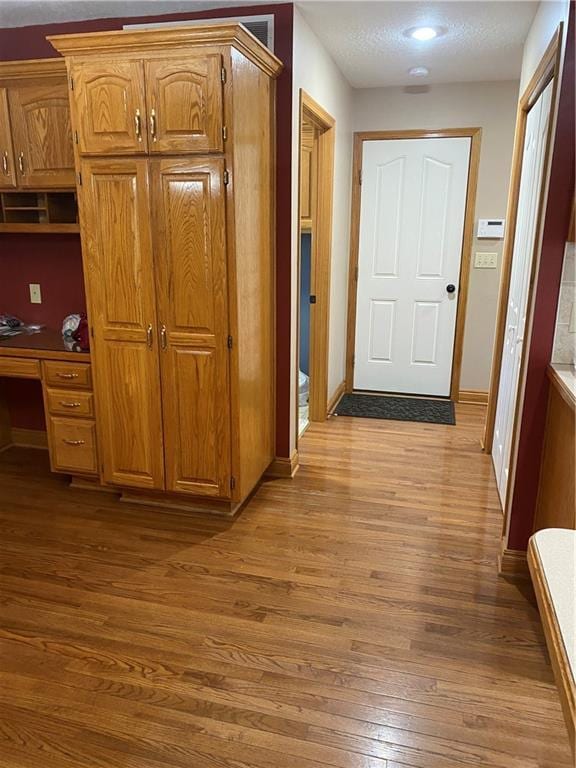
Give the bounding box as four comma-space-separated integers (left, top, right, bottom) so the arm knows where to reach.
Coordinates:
0, 88, 16, 189
71, 60, 148, 155
69, 54, 223, 156
0, 59, 75, 189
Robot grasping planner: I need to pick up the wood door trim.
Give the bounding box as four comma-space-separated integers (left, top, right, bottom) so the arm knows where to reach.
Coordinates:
345, 127, 482, 400
483, 26, 563, 453
296, 90, 335, 432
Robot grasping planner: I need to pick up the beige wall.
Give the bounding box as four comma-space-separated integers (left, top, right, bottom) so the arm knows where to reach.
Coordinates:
291, 7, 353, 451
520, 0, 569, 91
352, 80, 520, 391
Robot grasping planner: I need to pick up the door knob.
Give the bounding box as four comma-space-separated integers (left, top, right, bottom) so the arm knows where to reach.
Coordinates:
446, 284, 456, 294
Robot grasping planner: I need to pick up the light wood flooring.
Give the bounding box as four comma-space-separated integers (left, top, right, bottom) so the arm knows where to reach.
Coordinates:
0, 404, 572, 767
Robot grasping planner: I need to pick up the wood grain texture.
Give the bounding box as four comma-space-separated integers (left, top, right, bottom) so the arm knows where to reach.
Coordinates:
79, 157, 165, 491
0, 357, 40, 379
0, 87, 16, 189
533, 369, 576, 532
151, 156, 231, 498
70, 60, 148, 155
458, 390, 489, 406
8, 80, 75, 188
145, 55, 223, 154
528, 538, 576, 753
0, 405, 571, 767
227, 50, 275, 502
49, 23, 283, 78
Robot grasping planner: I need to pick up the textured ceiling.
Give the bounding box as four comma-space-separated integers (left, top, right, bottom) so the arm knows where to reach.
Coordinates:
297, 1, 538, 87
0, 0, 537, 88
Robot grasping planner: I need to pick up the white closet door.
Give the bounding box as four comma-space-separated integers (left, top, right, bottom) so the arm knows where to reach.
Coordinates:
354, 137, 471, 396
492, 80, 553, 505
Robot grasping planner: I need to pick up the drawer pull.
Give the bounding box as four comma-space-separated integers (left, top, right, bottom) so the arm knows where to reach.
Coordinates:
59, 401, 81, 408
56, 372, 79, 379
62, 439, 85, 446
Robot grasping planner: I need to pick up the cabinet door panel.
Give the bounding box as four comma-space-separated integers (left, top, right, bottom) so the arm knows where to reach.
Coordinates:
9, 82, 75, 188
71, 61, 147, 155
151, 157, 230, 497
0, 88, 16, 188
80, 158, 164, 489
145, 56, 223, 154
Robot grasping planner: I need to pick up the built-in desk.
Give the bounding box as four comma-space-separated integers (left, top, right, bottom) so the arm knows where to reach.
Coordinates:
0, 331, 98, 479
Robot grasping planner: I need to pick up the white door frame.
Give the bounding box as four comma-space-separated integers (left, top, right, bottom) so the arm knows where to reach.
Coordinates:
346, 128, 482, 401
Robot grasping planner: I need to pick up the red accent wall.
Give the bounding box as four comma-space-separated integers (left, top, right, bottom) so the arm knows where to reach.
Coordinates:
507, 5, 575, 551
0, 3, 294, 455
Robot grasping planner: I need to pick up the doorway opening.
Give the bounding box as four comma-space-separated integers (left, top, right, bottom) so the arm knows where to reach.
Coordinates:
346, 128, 481, 401
296, 91, 335, 438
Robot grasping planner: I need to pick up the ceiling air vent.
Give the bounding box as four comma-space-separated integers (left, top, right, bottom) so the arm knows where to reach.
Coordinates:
124, 14, 275, 52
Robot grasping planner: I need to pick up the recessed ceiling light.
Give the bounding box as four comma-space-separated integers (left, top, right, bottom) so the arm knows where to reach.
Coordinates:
408, 66, 430, 77
405, 26, 443, 41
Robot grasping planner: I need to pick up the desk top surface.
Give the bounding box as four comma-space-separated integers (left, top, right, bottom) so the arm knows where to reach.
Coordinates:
0, 330, 91, 362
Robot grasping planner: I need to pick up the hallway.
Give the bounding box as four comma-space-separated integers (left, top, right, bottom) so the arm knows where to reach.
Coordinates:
0, 406, 571, 767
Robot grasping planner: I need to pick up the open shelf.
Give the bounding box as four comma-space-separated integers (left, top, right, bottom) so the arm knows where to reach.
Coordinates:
0, 191, 79, 233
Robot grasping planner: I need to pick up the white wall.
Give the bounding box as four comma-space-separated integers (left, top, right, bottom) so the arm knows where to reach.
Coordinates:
352, 80, 519, 391
292, 7, 353, 451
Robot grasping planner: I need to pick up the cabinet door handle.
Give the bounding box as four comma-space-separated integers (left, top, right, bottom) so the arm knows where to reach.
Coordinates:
146, 323, 153, 349
160, 324, 167, 350
2, 151, 8, 175
135, 109, 142, 142
63, 439, 85, 446
150, 109, 157, 141
56, 372, 79, 379
59, 401, 81, 408
18, 152, 24, 174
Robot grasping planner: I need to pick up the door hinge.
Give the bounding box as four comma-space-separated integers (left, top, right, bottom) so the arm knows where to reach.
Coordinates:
230, 476, 236, 490
355, 265, 359, 281
222, 125, 227, 141
309, 295, 317, 304
74, 130, 79, 145
223, 169, 230, 186
227, 335, 233, 349
69, 76, 74, 91
359, 169, 362, 185
90, 326, 94, 339
221, 67, 227, 84
77, 172, 82, 186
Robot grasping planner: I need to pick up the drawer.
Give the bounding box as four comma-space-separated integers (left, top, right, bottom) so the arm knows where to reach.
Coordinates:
48, 417, 98, 475
0, 357, 40, 379
43, 360, 92, 389
46, 388, 94, 418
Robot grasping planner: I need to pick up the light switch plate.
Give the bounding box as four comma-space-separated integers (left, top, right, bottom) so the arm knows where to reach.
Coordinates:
474, 252, 498, 269
29, 283, 42, 304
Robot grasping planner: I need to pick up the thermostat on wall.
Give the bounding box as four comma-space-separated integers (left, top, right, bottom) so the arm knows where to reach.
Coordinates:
477, 218, 506, 239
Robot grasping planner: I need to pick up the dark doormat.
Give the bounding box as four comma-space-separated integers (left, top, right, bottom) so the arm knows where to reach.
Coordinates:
334, 393, 456, 425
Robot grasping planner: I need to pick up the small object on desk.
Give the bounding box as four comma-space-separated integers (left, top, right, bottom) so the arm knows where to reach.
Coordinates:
62, 312, 89, 351
0, 315, 44, 337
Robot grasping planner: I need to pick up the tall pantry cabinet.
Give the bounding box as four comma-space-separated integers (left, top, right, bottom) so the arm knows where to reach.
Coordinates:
49, 25, 282, 514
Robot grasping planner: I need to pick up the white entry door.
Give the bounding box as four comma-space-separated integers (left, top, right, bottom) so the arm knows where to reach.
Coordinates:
492, 81, 553, 504
354, 137, 471, 396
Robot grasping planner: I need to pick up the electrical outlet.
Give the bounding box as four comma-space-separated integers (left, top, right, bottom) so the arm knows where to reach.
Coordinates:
29, 283, 42, 304
474, 252, 498, 269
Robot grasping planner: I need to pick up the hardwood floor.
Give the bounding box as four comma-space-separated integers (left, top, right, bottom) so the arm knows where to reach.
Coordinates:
0, 405, 571, 767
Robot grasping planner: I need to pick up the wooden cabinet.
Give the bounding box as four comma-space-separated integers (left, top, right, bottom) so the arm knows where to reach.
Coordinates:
80, 157, 165, 490
0, 88, 16, 189
71, 60, 147, 155
51, 24, 282, 513
70, 53, 223, 156
151, 157, 230, 496
534, 367, 576, 532
0, 60, 75, 189
9, 82, 75, 188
